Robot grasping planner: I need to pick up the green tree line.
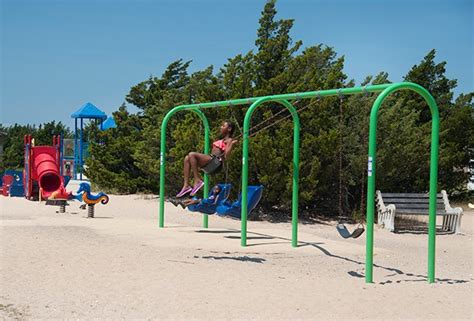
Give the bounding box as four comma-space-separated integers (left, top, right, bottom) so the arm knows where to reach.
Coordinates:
3, 1, 473, 220
0, 121, 72, 171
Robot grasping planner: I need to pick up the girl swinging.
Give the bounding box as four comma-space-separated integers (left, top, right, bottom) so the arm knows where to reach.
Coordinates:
176, 120, 238, 198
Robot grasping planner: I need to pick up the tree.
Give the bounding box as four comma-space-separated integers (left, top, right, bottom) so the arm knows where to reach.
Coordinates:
85, 105, 150, 193
84, 0, 473, 220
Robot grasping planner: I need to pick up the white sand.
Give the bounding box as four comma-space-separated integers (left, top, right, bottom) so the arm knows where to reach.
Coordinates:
0, 191, 472, 320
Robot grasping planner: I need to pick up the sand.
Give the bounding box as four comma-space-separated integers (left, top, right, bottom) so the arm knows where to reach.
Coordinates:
0, 185, 473, 320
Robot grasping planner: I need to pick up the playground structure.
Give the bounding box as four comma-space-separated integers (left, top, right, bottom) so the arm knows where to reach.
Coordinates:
20, 102, 114, 212
60, 136, 76, 180
24, 135, 72, 200
71, 102, 108, 180
59, 117, 116, 181
159, 81, 440, 284
23, 134, 109, 216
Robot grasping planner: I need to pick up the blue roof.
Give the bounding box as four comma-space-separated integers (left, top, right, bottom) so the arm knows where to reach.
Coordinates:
100, 117, 117, 130
71, 102, 107, 120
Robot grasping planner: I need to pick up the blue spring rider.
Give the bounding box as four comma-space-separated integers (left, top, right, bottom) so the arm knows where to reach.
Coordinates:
188, 184, 264, 219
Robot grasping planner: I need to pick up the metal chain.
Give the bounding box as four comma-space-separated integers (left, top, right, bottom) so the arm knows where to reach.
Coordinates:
233, 98, 322, 139
338, 94, 344, 222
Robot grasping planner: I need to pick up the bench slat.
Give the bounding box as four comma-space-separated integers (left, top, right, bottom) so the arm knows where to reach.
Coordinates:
382, 198, 444, 204
396, 209, 448, 215
391, 203, 445, 209
381, 193, 443, 198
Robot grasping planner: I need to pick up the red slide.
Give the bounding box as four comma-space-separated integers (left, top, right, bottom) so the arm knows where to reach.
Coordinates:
24, 135, 70, 200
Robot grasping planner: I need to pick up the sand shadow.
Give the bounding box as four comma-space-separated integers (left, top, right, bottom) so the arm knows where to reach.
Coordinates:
300, 241, 469, 284
195, 229, 240, 234
224, 236, 273, 240
194, 255, 266, 264
164, 225, 191, 229
194, 227, 469, 285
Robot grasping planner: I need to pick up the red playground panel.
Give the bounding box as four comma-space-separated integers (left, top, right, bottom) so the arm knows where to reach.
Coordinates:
1, 175, 14, 196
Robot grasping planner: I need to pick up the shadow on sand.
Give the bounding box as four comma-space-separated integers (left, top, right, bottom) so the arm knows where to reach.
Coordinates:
195, 228, 469, 285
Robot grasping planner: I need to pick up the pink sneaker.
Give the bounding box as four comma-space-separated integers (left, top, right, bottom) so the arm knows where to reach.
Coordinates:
176, 186, 192, 198
190, 180, 204, 196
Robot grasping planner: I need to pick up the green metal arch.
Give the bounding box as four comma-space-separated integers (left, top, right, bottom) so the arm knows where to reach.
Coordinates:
157, 82, 441, 284
159, 106, 211, 228
364, 82, 440, 283
240, 98, 300, 247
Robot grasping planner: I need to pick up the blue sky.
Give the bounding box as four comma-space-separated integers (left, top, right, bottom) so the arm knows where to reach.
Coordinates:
1, 0, 473, 127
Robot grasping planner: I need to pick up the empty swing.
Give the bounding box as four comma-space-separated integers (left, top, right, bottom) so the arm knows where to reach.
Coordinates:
335, 93, 365, 239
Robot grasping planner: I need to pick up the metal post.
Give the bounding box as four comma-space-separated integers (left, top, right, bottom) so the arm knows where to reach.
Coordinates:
59, 134, 63, 177
80, 118, 83, 180
288, 101, 300, 247
241, 98, 300, 247
74, 118, 78, 180
159, 109, 210, 228
365, 82, 439, 283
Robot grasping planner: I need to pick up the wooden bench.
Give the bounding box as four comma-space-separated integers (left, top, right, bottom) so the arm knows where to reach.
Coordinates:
376, 190, 463, 234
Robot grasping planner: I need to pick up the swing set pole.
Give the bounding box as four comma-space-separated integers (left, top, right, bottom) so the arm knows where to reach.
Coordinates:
365, 82, 439, 284
240, 98, 300, 247
159, 108, 211, 228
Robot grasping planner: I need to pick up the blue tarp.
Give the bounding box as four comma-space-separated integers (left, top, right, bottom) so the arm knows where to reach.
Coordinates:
71, 102, 107, 120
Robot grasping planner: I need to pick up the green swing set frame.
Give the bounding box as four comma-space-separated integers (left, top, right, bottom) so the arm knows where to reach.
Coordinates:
159, 82, 440, 284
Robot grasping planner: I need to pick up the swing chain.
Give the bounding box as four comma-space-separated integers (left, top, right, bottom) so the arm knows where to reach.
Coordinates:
338, 91, 345, 223
233, 97, 320, 140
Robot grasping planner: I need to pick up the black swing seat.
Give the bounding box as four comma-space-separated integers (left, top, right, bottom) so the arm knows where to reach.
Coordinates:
336, 223, 365, 239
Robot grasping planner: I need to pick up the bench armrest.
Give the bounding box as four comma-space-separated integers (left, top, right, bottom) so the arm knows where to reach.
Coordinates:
441, 190, 463, 214
376, 190, 388, 213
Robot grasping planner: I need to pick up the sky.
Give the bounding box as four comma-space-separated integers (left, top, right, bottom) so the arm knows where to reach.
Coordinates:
1, 0, 473, 127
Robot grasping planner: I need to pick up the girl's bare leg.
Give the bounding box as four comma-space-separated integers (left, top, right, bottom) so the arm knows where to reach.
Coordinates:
182, 155, 191, 188
184, 199, 200, 206
188, 152, 212, 184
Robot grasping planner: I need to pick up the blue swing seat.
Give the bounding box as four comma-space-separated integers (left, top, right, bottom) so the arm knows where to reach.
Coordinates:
216, 185, 264, 219
187, 183, 232, 215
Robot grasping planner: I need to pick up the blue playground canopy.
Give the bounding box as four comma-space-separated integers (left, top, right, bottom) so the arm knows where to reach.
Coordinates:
71, 102, 107, 120
100, 117, 117, 130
